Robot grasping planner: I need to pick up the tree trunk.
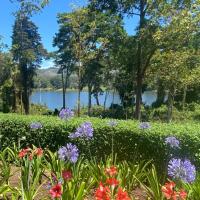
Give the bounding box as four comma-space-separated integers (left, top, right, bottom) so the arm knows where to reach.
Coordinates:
154, 80, 165, 107
22, 84, 29, 115
95, 94, 100, 106
61, 70, 66, 109
88, 84, 92, 116
167, 88, 175, 123
134, 1, 145, 120
21, 66, 29, 115
12, 87, 17, 112
135, 75, 143, 120
77, 66, 81, 117
20, 91, 23, 114
182, 85, 187, 111
103, 90, 108, 111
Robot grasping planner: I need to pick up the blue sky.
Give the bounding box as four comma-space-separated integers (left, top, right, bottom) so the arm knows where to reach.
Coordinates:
0, 0, 138, 68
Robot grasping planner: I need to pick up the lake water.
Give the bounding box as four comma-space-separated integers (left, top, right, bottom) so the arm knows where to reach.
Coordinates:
30, 90, 157, 110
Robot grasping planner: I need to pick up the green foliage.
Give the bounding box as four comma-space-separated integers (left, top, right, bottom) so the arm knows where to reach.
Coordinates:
1, 113, 200, 171
140, 165, 164, 200
11, 5, 46, 114
29, 103, 50, 115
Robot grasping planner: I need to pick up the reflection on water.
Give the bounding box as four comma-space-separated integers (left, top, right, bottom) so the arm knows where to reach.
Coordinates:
30, 90, 157, 110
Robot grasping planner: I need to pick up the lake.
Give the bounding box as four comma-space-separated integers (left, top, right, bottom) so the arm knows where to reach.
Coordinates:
30, 90, 157, 110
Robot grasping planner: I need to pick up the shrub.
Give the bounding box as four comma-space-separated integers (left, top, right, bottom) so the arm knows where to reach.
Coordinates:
0, 113, 200, 171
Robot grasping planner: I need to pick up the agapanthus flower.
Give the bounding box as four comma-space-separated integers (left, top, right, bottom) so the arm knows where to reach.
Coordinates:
58, 143, 79, 163
116, 188, 131, 200
69, 122, 93, 139
165, 136, 180, 148
95, 182, 111, 200
105, 166, 117, 176
139, 122, 151, 129
49, 184, 62, 198
168, 158, 196, 183
30, 122, 42, 129
59, 108, 74, 120
62, 170, 72, 181
108, 120, 118, 127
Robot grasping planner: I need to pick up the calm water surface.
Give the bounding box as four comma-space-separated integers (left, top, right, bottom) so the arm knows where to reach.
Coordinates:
30, 90, 157, 110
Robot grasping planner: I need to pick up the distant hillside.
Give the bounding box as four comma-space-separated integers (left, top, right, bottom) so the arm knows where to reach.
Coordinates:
34, 67, 78, 89
36, 67, 59, 78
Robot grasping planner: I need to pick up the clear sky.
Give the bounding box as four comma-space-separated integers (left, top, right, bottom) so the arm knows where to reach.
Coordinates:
0, 0, 138, 68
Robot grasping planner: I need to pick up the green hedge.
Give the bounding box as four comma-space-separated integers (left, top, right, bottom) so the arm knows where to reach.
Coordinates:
0, 113, 200, 170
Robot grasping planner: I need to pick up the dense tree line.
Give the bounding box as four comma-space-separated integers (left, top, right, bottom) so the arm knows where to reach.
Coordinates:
0, 0, 200, 121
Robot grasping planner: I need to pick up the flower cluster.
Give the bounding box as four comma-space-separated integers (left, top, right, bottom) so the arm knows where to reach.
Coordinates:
139, 122, 151, 129
95, 166, 130, 200
30, 122, 42, 129
59, 108, 74, 120
168, 158, 196, 183
69, 122, 93, 140
58, 143, 79, 163
18, 147, 43, 160
162, 181, 187, 200
165, 136, 180, 148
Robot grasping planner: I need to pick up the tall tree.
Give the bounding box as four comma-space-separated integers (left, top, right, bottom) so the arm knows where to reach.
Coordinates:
54, 7, 125, 116
12, 3, 46, 114
89, 0, 199, 120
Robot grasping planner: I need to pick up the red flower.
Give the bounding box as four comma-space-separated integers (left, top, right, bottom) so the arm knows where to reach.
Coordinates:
171, 191, 178, 200
95, 182, 111, 200
179, 189, 187, 200
106, 178, 119, 188
18, 148, 31, 158
162, 181, 176, 199
62, 170, 72, 181
105, 166, 117, 176
34, 148, 43, 156
49, 184, 62, 198
116, 188, 131, 200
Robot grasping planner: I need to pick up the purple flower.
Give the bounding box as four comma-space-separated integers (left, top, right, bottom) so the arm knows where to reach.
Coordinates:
58, 143, 79, 163
69, 122, 93, 140
165, 136, 180, 148
168, 158, 196, 183
30, 122, 42, 129
59, 108, 74, 120
108, 120, 118, 127
139, 122, 151, 129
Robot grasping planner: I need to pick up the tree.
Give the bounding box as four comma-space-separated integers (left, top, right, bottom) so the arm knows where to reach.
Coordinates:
53, 22, 76, 109
54, 7, 125, 116
89, 0, 199, 120
82, 60, 104, 115
11, 2, 46, 114
0, 52, 20, 113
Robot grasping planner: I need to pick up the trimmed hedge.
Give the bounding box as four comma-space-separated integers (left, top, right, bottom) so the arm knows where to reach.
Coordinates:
0, 113, 200, 170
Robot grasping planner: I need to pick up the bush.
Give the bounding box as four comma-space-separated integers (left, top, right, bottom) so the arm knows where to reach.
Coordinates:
80, 105, 134, 119
0, 113, 200, 170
